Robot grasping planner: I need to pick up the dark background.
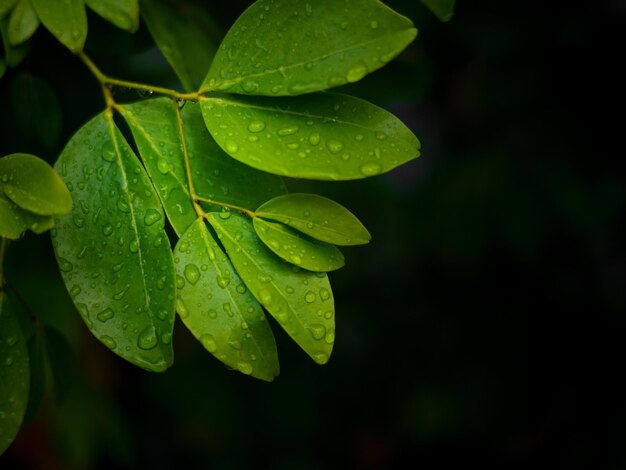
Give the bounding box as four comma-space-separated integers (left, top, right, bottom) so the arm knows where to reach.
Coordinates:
1, 0, 624, 468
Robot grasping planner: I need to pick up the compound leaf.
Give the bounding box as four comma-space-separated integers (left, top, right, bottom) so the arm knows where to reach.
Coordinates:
52, 112, 175, 372
0, 292, 29, 455
203, 0, 416, 96
256, 193, 370, 245
7, 0, 39, 46
200, 92, 420, 180
174, 218, 279, 381
0, 193, 54, 239
0, 153, 71, 215
253, 217, 344, 272
31, 0, 86, 53
207, 212, 335, 365
85, 0, 138, 32
140, 0, 217, 91
120, 98, 285, 236
420, 0, 456, 22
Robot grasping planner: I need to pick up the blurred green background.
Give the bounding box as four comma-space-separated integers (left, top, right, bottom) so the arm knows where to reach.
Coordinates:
1, 0, 623, 468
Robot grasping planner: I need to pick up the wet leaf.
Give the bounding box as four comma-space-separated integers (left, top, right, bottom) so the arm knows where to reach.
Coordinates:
0, 192, 54, 239
256, 193, 370, 245
200, 92, 420, 180
0, 153, 71, 215
31, 0, 86, 53
52, 112, 175, 372
174, 218, 279, 381
140, 0, 217, 91
7, 0, 39, 46
253, 217, 344, 272
203, 0, 416, 96
120, 98, 285, 236
85, 0, 138, 33
207, 212, 335, 365
0, 292, 29, 455
420, 0, 456, 22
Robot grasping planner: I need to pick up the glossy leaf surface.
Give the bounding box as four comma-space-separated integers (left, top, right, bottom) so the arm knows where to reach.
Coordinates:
85, 0, 138, 32
7, 0, 39, 46
200, 93, 420, 180
31, 0, 86, 53
203, 0, 416, 96
120, 99, 285, 236
140, 0, 216, 91
256, 193, 370, 245
0, 153, 71, 215
420, 0, 456, 22
0, 192, 53, 239
0, 293, 29, 455
174, 219, 279, 381
208, 212, 335, 364
52, 113, 175, 372
253, 217, 344, 272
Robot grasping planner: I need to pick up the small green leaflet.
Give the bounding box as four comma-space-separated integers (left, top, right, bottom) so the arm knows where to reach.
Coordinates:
0, 193, 53, 239
31, 0, 86, 53
7, 0, 39, 46
120, 99, 286, 236
52, 112, 175, 372
256, 193, 371, 245
207, 212, 335, 365
85, 0, 139, 33
253, 217, 344, 272
174, 219, 279, 381
200, 92, 420, 180
420, 0, 456, 22
140, 0, 217, 91
0, 153, 72, 216
0, 292, 29, 455
203, 0, 417, 96
0, 16, 29, 67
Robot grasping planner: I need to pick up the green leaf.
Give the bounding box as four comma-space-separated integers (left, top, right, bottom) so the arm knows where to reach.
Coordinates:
207, 212, 335, 365
253, 217, 344, 272
201, 92, 420, 180
52, 112, 176, 372
0, 153, 72, 215
420, 0, 456, 22
0, 56, 6, 77
119, 98, 286, 236
203, 0, 417, 96
31, 0, 86, 53
174, 218, 279, 381
0, 0, 17, 18
139, 0, 217, 91
0, 192, 54, 239
10, 73, 63, 149
256, 193, 370, 245
23, 328, 46, 423
44, 326, 73, 404
0, 292, 29, 455
7, 0, 38, 46
85, 0, 138, 32
0, 15, 29, 67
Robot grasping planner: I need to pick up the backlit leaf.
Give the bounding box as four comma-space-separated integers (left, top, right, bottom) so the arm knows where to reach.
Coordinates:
207, 212, 335, 365
140, 0, 217, 91
253, 217, 344, 272
0, 153, 71, 215
420, 0, 456, 22
200, 92, 420, 180
85, 0, 138, 33
120, 98, 286, 236
31, 0, 86, 53
52, 112, 175, 372
256, 193, 370, 245
203, 0, 416, 96
174, 218, 279, 381
0, 192, 54, 239
0, 292, 29, 455
7, 0, 39, 46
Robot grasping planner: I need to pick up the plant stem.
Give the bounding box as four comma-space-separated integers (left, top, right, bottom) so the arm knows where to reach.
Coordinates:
195, 196, 255, 217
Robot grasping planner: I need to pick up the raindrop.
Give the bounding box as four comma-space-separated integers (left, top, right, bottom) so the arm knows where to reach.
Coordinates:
370, 20, 379, 29
237, 362, 253, 375
241, 80, 259, 93
308, 133, 321, 145
360, 162, 382, 176
307, 323, 326, 340
290, 255, 302, 265
157, 158, 170, 174
97, 308, 114, 323
102, 224, 113, 236
161, 333, 172, 345
101, 141, 115, 162
304, 291, 316, 303
144, 209, 161, 226
258, 288, 272, 306
225, 141, 239, 154
101, 335, 117, 350
129, 239, 139, 253
184, 264, 200, 285
326, 140, 344, 154
57, 257, 74, 272
325, 329, 335, 344
177, 298, 189, 318
70, 285, 81, 298
137, 325, 158, 350
346, 63, 367, 83
247, 120, 266, 133
176, 275, 185, 289
216, 274, 231, 288
200, 334, 217, 353
313, 352, 328, 364
319, 288, 331, 301
277, 126, 299, 136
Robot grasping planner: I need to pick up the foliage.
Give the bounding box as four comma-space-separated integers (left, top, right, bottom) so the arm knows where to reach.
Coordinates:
0, 0, 453, 457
